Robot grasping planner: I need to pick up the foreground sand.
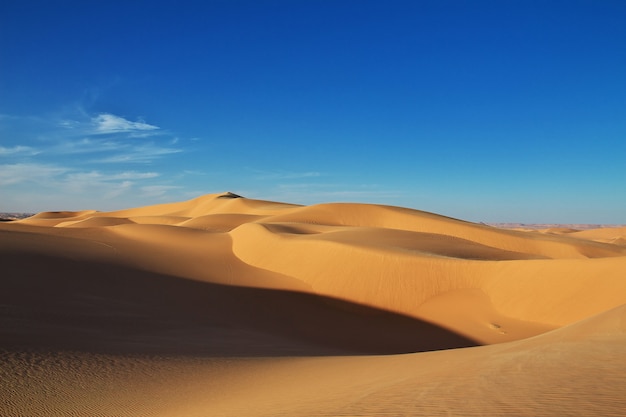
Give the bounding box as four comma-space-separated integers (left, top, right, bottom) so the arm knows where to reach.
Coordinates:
1, 192, 625, 416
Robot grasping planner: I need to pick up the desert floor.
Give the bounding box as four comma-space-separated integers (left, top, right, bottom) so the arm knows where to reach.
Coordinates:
2, 192, 625, 416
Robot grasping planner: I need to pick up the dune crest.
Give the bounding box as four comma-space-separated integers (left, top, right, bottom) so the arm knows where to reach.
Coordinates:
2, 192, 625, 416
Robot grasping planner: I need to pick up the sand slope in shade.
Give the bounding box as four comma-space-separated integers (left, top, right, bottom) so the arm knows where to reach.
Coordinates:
1, 192, 625, 416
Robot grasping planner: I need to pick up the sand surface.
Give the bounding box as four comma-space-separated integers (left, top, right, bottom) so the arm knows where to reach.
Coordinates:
2, 192, 625, 416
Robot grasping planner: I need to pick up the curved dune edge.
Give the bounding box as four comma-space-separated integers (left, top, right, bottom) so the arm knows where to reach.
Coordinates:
2, 192, 626, 416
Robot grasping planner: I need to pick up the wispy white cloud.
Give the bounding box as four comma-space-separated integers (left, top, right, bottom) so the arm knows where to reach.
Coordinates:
253, 169, 322, 180
65, 170, 159, 182
0, 163, 68, 186
62, 170, 159, 196
28, 113, 183, 164
0, 145, 40, 156
111, 171, 160, 180
104, 180, 134, 199
55, 138, 125, 154
182, 169, 206, 176
58, 119, 81, 129
94, 144, 182, 163
140, 184, 181, 198
91, 113, 160, 134
1, 110, 193, 211
53, 137, 180, 164
0, 160, 174, 209
0, 163, 160, 188
262, 182, 406, 205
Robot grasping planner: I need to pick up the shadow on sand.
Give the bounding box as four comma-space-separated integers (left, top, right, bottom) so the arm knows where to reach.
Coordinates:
1, 250, 478, 357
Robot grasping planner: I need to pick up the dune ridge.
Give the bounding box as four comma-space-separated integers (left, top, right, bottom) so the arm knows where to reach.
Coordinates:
2, 192, 625, 416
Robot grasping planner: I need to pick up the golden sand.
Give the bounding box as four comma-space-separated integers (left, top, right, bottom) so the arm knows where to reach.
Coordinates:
2, 193, 625, 416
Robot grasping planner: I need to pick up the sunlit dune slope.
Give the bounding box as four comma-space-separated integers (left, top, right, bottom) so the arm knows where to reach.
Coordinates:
569, 225, 626, 245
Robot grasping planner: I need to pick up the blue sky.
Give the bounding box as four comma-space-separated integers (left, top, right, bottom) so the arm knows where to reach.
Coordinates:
1, 0, 625, 223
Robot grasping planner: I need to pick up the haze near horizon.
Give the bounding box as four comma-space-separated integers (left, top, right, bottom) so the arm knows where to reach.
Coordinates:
1, 0, 625, 224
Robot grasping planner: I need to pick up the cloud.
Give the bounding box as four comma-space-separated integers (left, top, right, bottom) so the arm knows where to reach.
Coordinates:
0, 145, 40, 156
55, 138, 180, 164
141, 184, 181, 197
0, 163, 68, 186
1, 110, 191, 210
2, 112, 181, 164
91, 113, 160, 134
94, 144, 182, 163
61, 171, 158, 198
182, 169, 206, 176
254, 169, 322, 180
111, 171, 160, 180
61, 170, 161, 193
65, 171, 159, 182
0, 165, 172, 212
0, 163, 160, 188
49, 114, 183, 163
264, 182, 406, 205
58, 119, 81, 129
56, 138, 128, 154
104, 180, 134, 199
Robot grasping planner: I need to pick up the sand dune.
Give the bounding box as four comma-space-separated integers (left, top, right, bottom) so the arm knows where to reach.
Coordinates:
569, 225, 626, 245
1, 192, 625, 416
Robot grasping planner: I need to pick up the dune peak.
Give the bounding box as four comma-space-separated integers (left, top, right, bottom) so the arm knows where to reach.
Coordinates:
216, 191, 244, 199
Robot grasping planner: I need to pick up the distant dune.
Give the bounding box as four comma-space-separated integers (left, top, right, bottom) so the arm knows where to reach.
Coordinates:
488, 222, 624, 230
2, 193, 625, 416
